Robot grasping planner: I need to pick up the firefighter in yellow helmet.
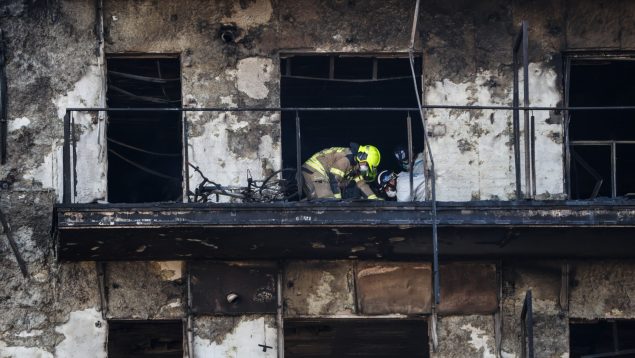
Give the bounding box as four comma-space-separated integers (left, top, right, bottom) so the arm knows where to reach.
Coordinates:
302, 143, 381, 200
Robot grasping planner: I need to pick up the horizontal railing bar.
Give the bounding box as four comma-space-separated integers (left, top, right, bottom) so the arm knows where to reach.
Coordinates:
572, 140, 635, 145
65, 105, 635, 112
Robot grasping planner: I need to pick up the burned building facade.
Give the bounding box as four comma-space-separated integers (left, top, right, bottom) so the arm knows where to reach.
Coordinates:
1, 0, 635, 357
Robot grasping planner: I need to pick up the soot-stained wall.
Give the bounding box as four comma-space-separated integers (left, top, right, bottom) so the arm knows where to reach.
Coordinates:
2, 0, 635, 357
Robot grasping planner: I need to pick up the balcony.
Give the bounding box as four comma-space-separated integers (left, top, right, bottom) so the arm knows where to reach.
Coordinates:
54, 199, 635, 261
52, 105, 635, 262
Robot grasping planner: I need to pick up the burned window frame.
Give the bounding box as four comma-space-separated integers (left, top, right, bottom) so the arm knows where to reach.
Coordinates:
564, 51, 635, 200
107, 319, 185, 358
278, 52, 426, 201
104, 53, 185, 204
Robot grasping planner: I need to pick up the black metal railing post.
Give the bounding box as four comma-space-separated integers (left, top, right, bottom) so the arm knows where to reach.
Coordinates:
513, 22, 524, 200
521, 21, 533, 198
71, 111, 78, 200
407, 112, 414, 201
63, 111, 71, 204
295, 111, 303, 200
183, 111, 190, 202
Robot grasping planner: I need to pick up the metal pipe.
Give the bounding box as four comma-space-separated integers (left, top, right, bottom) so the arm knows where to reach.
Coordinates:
407, 0, 439, 305
96, 261, 107, 319
572, 140, 635, 145
0, 209, 28, 277
64, 105, 635, 112
0, 30, 7, 165
276, 266, 284, 358
63, 112, 71, 204
407, 113, 414, 201
522, 21, 532, 198
295, 111, 303, 201
611, 141, 617, 198
409, 0, 421, 49
72, 112, 78, 202
186, 263, 194, 358
531, 115, 537, 198
564, 57, 572, 199
522, 290, 534, 358
183, 112, 190, 202
513, 28, 522, 199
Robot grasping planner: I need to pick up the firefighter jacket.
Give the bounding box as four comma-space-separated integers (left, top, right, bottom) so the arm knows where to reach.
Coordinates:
304, 147, 378, 199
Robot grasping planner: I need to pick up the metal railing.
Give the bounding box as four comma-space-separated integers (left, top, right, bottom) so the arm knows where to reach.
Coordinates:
61, 105, 635, 205
62, 107, 430, 205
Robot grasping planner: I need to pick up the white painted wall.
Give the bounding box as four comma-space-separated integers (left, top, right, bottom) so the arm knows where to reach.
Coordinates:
54, 308, 107, 358
25, 63, 107, 203
425, 64, 563, 201
193, 316, 277, 358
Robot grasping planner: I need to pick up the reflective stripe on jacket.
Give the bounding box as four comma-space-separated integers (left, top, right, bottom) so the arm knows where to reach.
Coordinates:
303, 147, 376, 198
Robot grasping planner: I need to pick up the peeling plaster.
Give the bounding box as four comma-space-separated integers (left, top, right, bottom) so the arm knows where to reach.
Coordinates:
307, 271, 337, 316
188, 112, 280, 199
25, 64, 105, 202
53, 308, 106, 358
461, 324, 496, 358
425, 65, 563, 201
235, 57, 274, 100
8, 117, 30, 132
222, 0, 273, 30
0, 341, 53, 358
193, 316, 276, 358
155, 261, 183, 281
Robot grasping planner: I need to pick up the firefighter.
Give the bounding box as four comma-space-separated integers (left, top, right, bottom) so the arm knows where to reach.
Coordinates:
302, 143, 381, 200
377, 170, 398, 200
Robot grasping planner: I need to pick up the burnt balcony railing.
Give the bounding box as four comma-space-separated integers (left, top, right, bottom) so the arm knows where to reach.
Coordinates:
62, 107, 431, 205
61, 104, 635, 205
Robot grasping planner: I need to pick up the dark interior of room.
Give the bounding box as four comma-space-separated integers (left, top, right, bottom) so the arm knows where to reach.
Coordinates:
108, 320, 183, 358
284, 319, 429, 358
570, 320, 635, 357
280, 55, 424, 180
106, 56, 182, 203
569, 60, 635, 199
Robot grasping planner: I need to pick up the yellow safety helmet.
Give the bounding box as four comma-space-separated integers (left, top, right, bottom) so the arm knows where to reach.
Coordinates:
356, 145, 381, 171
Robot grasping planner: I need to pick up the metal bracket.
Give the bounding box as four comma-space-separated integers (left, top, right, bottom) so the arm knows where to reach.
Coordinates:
495, 260, 503, 358
520, 290, 534, 358
430, 307, 438, 353
96, 261, 108, 319
560, 263, 570, 312
276, 264, 284, 358
0, 209, 27, 277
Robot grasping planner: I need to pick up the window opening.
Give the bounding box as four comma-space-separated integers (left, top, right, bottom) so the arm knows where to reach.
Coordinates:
280, 55, 424, 199
284, 318, 429, 358
570, 320, 635, 357
108, 320, 184, 358
568, 59, 635, 199
106, 56, 182, 203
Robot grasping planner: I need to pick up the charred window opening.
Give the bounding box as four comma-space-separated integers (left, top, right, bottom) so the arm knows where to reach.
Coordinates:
285, 319, 429, 358
280, 55, 424, 189
108, 320, 184, 358
106, 56, 182, 203
570, 320, 635, 357
568, 59, 635, 199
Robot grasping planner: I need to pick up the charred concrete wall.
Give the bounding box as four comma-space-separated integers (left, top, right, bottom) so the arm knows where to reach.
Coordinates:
4, 0, 635, 201
1, 0, 635, 357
